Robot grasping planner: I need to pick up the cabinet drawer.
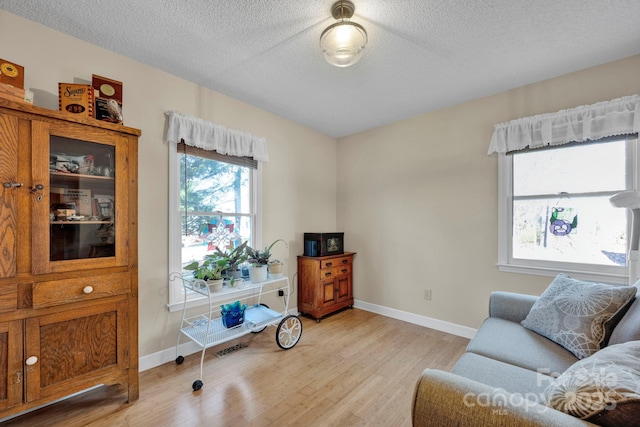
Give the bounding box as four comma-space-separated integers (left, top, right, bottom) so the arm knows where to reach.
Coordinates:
32, 272, 130, 308
318, 264, 352, 280
319, 256, 352, 270
334, 264, 351, 276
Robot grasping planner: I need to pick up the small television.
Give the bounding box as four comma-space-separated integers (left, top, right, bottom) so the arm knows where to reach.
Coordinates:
304, 232, 344, 257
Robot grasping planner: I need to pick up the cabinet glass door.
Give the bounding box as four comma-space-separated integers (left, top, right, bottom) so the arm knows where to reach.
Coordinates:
32, 121, 128, 274
49, 136, 116, 261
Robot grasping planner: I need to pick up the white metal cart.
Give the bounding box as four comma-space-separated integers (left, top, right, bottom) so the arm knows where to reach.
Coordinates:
169, 273, 303, 391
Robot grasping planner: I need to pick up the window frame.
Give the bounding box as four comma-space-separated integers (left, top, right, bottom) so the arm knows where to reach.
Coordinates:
167, 142, 262, 312
496, 135, 639, 285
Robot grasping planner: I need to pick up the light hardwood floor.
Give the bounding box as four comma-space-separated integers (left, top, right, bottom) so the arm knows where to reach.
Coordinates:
4, 308, 469, 427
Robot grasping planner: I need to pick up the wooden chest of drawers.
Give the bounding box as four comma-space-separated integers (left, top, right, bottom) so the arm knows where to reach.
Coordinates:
297, 252, 355, 321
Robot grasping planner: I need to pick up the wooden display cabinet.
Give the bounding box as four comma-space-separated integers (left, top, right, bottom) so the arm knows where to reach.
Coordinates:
297, 252, 355, 321
0, 98, 139, 418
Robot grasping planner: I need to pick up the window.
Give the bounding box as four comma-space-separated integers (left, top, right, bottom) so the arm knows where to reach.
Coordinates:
497, 135, 638, 284
168, 142, 261, 310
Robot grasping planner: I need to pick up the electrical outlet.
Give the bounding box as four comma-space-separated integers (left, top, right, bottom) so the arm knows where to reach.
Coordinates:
278, 289, 285, 297
424, 289, 432, 301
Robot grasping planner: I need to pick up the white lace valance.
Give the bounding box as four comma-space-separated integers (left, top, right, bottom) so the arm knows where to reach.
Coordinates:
488, 95, 640, 155
165, 111, 269, 162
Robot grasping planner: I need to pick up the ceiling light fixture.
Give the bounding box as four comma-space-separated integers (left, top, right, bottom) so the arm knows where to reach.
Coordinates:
320, 0, 368, 67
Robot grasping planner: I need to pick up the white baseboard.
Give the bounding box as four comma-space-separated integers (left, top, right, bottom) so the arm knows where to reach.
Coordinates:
353, 299, 477, 340
139, 340, 202, 372
139, 302, 476, 372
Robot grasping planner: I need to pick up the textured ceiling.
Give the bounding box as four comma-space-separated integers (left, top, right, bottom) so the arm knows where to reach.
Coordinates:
2, 0, 640, 138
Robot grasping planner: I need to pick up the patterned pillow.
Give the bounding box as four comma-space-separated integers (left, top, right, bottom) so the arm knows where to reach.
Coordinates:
542, 341, 640, 426
521, 274, 636, 359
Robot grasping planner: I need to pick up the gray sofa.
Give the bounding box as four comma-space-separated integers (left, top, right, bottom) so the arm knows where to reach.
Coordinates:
412, 287, 640, 426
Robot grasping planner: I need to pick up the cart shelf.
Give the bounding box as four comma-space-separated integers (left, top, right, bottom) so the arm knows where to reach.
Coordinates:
169, 272, 302, 391
180, 305, 283, 347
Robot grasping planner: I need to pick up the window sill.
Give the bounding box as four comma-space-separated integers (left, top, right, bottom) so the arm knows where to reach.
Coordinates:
167, 295, 208, 313
496, 263, 628, 285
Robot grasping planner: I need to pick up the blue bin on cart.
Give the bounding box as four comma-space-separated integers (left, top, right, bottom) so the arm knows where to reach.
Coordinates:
221, 301, 247, 328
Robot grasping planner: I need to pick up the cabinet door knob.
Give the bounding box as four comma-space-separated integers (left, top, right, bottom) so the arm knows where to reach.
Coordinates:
83, 286, 94, 294
29, 184, 45, 194
25, 356, 38, 366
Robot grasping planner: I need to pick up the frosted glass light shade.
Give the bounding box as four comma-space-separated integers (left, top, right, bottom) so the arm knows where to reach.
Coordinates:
320, 21, 368, 67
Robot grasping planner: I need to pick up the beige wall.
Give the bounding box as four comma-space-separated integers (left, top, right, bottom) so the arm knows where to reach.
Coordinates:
338, 54, 640, 329
3, 9, 640, 359
0, 10, 338, 357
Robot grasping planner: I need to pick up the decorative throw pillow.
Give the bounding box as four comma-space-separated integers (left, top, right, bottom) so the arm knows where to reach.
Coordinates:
521, 274, 636, 359
542, 341, 640, 427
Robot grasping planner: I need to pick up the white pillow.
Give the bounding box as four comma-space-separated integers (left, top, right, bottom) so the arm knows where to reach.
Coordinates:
542, 341, 640, 426
521, 274, 636, 359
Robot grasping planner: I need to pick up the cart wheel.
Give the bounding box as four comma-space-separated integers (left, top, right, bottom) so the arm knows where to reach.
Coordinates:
251, 304, 269, 333
276, 315, 302, 349
175, 355, 184, 365
192, 380, 203, 391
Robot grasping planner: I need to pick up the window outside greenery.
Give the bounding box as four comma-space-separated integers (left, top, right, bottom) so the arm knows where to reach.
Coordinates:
179, 152, 253, 269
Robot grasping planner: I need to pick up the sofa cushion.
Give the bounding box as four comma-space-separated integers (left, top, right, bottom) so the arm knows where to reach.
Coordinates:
521, 274, 636, 359
542, 341, 640, 427
466, 317, 578, 376
452, 352, 549, 399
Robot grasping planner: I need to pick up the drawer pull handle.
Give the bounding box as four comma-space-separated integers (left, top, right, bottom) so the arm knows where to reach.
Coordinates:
2, 182, 22, 188
325, 272, 332, 277
342, 259, 348, 264
25, 356, 38, 366
326, 262, 332, 267
83, 286, 94, 294
342, 269, 348, 273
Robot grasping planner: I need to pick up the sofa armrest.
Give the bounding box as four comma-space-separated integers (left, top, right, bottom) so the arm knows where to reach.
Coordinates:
412, 369, 597, 427
488, 291, 538, 323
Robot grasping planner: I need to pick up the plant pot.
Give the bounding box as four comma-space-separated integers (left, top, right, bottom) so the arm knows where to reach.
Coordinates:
268, 262, 284, 278
207, 278, 223, 292
249, 265, 268, 283
227, 277, 244, 288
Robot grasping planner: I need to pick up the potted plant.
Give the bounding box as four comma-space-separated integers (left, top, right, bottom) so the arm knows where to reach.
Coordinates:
246, 239, 287, 282
213, 240, 248, 285
184, 256, 229, 292
268, 259, 284, 277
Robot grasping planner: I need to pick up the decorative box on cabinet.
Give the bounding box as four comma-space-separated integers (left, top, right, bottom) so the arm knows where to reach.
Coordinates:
297, 252, 355, 322
0, 98, 139, 418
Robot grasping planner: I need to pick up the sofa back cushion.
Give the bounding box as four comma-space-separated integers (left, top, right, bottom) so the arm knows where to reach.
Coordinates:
608, 286, 640, 345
